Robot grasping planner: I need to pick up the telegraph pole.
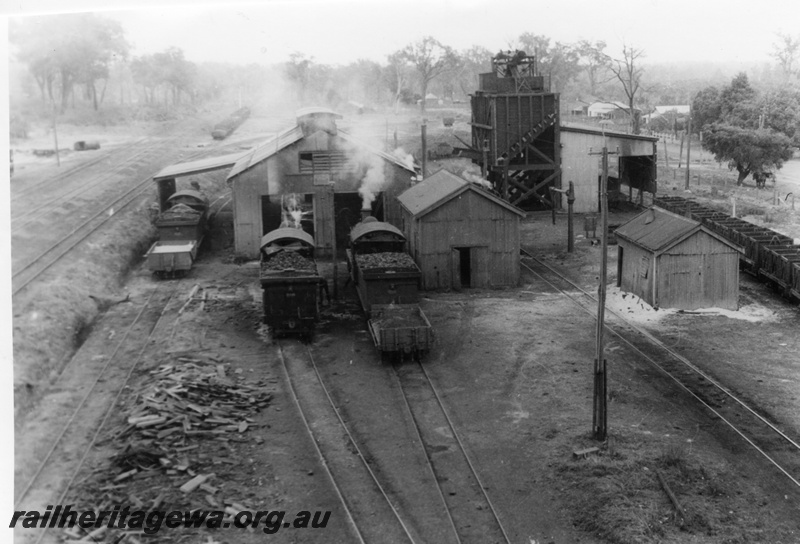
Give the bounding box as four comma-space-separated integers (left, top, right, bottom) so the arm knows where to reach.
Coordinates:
684, 110, 692, 190
588, 146, 618, 441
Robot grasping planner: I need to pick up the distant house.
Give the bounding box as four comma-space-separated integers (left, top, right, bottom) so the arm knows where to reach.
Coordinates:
422, 93, 442, 109
643, 105, 691, 123
587, 101, 637, 120
653, 105, 690, 116
615, 207, 741, 311
565, 102, 587, 116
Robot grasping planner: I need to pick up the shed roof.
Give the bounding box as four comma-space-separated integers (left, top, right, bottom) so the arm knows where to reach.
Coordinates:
350, 221, 405, 242
615, 206, 740, 254
561, 124, 659, 142
260, 227, 315, 249
226, 121, 416, 183
227, 125, 305, 180
154, 151, 246, 181
397, 169, 525, 218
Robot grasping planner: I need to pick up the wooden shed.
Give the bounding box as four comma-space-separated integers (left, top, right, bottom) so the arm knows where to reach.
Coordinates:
615, 207, 741, 310
560, 125, 658, 213
225, 107, 417, 259
397, 169, 524, 290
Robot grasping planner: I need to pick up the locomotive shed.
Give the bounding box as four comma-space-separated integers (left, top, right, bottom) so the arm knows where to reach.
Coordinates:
13, 113, 800, 543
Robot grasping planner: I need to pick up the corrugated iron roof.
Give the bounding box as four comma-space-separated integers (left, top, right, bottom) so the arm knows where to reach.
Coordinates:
153, 151, 246, 181
350, 221, 405, 242
615, 206, 705, 253
260, 227, 315, 249
227, 125, 305, 180
226, 124, 416, 182
337, 131, 417, 173
561, 124, 659, 142
397, 169, 525, 218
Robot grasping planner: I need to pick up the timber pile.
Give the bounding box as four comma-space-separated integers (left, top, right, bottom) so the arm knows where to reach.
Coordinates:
63, 354, 275, 542
122, 356, 271, 439
356, 252, 417, 271
261, 250, 317, 273
158, 203, 202, 223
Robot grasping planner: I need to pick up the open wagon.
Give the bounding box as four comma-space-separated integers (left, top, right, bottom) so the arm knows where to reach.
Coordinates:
146, 190, 208, 278
368, 304, 434, 361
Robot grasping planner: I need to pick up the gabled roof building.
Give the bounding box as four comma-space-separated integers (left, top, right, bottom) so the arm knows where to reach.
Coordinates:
397, 169, 524, 290
615, 206, 741, 310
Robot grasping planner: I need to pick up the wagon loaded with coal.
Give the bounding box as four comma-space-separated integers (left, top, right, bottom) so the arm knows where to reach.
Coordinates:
654, 195, 800, 302
347, 217, 433, 360
260, 227, 325, 339
145, 190, 209, 277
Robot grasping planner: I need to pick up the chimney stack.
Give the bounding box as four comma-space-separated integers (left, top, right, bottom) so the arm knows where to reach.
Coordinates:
361, 207, 372, 221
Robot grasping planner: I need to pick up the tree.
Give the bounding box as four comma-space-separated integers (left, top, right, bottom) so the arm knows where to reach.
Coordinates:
285, 52, 313, 103
10, 13, 128, 112
576, 40, 610, 95
703, 124, 794, 184
771, 32, 800, 78
385, 51, 413, 113
691, 86, 722, 132
607, 44, 646, 134
399, 36, 457, 114
451, 45, 492, 98
514, 33, 580, 94
719, 72, 758, 127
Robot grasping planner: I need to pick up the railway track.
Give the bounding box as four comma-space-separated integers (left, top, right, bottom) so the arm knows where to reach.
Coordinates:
10, 136, 238, 297
14, 280, 185, 544
392, 360, 513, 544
11, 136, 169, 233
276, 341, 418, 544
520, 248, 800, 490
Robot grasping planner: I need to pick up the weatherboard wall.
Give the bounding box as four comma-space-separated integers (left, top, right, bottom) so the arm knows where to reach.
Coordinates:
618, 229, 739, 310
402, 189, 521, 290
229, 130, 413, 258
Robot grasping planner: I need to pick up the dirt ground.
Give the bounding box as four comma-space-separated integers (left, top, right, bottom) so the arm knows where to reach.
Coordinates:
11, 110, 800, 544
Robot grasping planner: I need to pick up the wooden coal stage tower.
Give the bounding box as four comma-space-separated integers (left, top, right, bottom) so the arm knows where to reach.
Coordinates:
468, 51, 561, 210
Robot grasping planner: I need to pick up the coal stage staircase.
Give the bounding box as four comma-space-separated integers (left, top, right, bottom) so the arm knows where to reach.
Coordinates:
495, 112, 557, 165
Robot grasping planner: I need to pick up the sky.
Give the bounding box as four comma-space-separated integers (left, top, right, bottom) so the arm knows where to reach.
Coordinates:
4, 0, 800, 68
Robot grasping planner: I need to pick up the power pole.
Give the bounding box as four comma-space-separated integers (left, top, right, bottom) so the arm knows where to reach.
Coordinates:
421, 119, 427, 179
684, 111, 692, 190
329, 183, 338, 300
588, 146, 618, 441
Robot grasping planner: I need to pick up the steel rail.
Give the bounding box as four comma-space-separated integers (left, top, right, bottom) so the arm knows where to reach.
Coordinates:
22, 283, 183, 544
417, 361, 514, 544
11, 139, 167, 232
389, 365, 469, 544
275, 344, 369, 544
520, 249, 800, 489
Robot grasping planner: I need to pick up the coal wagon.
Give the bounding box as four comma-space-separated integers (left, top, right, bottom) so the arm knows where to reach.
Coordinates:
653, 195, 800, 301
260, 227, 323, 339
145, 190, 208, 277
347, 217, 433, 359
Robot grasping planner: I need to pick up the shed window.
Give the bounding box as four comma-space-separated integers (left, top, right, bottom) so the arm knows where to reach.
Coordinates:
299, 151, 349, 174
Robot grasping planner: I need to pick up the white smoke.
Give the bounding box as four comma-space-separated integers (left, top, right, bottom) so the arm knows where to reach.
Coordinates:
392, 147, 415, 170
356, 153, 387, 209
460, 170, 493, 190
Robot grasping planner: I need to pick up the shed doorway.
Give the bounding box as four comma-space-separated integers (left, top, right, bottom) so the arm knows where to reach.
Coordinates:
453, 247, 472, 289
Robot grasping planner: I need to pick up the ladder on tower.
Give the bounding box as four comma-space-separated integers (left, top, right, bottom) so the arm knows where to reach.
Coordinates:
496, 112, 557, 165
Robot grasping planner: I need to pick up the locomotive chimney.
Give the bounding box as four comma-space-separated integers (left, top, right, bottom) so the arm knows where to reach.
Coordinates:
361, 207, 372, 221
